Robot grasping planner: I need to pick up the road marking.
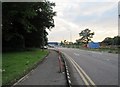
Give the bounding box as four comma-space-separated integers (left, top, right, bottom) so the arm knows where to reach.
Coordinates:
106, 59, 110, 61
68, 76, 70, 79
63, 52, 96, 87
66, 54, 90, 86
67, 72, 70, 76
67, 70, 69, 73
74, 53, 80, 56
68, 80, 72, 84
64, 60, 72, 87
70, 57, 96, 86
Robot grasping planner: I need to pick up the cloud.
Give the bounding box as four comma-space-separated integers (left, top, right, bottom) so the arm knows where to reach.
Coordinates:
48, 0, 118, 42
47, 17, 81, 42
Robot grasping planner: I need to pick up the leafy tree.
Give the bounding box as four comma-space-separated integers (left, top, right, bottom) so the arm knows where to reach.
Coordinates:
60, 41, 64, 46
79, 29, 94, 44
102, 36, 120, 46
76, 39, 84, 45
113, 36, 120, 45
2, 1, 56, 51
102, 37, 112, 45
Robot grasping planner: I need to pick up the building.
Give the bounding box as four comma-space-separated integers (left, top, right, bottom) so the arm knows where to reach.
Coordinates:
48, 42, 60, 47
87, 42, 100, 48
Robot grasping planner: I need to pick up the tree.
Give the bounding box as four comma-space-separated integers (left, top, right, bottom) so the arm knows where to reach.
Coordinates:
76, 39, 84, 45
79, 29, 94, 44
60, 41, 64, 46
102, 37, 112, 45
2, 2, 56, 51
113, 36, 120, 45
102, 36, 120, 46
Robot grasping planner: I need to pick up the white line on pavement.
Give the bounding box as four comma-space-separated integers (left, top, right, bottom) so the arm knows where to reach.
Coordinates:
63, 52, 96, 87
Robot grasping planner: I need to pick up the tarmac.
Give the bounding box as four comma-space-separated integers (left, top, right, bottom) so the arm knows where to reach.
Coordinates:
14, 50, 67, 86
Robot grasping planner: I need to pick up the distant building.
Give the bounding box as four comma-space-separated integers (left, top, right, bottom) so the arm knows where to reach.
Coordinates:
87, 42, 100, 48
48, 42, 60, 47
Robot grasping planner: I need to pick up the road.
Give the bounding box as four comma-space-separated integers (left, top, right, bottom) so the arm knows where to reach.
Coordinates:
15, 50, 66, 85
57, 47, 118, 86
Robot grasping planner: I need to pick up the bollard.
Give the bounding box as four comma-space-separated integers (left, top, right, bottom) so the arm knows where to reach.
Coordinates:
58, 50, 63, 73
58, 56, 62, 72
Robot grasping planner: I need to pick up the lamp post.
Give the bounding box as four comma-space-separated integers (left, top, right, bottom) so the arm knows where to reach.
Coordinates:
68, 29, 72, 48
68, 29, 72, 42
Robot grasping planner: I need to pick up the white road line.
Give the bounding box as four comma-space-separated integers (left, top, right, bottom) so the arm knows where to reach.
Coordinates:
63, 52, 96, 87
67, 72, 70, 76
106, 59, 110, 61
66, 65, 68, 68
68, 80, 72, 84
66, 67, 68, 69
67, 55, 90, 86
70, 57, 96, 86
74, 53, 80, 56
68, 76, 70, 79
64, 58, 72, 86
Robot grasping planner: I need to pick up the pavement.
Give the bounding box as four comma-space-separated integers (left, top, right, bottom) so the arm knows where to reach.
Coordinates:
14, 50, 67, 85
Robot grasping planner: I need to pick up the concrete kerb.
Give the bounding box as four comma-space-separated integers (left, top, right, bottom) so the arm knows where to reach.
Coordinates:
53, 49, 65, 73
61, 53, 72, 87
52, 49, 72, 87
11, 49, 50, 87
57, 50, 72, 87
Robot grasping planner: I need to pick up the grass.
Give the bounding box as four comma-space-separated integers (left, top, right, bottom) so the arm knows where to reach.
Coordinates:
0, 53, 2, 86
64, 45, 119, 54
2, 49, 48, 85
78, 47, 119, 54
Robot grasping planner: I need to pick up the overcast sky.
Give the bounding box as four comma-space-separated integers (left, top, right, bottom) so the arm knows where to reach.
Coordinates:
47, 0, 119, 42
1, 0, 119, 42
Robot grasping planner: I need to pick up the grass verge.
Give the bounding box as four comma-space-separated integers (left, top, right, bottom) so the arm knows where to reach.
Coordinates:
63, 45, 119, 54
2, 49, 49, 85
79, 47, 119, 54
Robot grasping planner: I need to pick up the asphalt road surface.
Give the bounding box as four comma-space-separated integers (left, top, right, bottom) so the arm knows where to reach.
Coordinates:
57, 47, 118, 86
15, 50, 66, 85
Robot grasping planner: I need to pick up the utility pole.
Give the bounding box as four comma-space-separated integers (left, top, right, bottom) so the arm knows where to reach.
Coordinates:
68, 29, 72, 42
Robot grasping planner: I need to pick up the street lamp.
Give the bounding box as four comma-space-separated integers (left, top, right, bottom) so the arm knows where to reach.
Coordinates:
68, 29, 72, 42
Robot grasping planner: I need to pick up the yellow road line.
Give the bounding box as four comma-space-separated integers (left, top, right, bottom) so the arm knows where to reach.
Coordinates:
63, 52, 96, 87
70, 57, 96, 86
67, 55, 90, 86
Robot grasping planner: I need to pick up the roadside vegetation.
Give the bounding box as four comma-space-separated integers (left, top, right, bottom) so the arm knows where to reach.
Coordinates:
62, 44, 119, 54
3, 2, 56, 51
0, 53, 1, 86
79, 46, 119, 54
61, 29, 120, 54
2, 1, 56, 86
2, 49, 48, 85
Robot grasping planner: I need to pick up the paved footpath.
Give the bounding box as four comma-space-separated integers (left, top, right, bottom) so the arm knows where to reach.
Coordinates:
16, 50, 66, 85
